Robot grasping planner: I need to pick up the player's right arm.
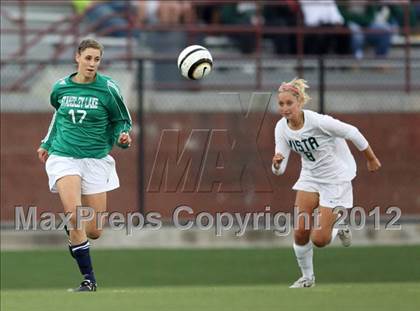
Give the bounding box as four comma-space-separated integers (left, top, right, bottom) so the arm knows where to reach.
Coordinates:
272, 122, 291, 175
37, 83, 61, 163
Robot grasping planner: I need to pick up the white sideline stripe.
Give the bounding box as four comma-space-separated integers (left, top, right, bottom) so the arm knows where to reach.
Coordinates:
41, 111, 57, 143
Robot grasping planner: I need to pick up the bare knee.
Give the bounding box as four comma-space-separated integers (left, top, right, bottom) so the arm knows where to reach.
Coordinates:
87, 229, 102, 240
294, 229, 311, 245
311, 234, 331, 248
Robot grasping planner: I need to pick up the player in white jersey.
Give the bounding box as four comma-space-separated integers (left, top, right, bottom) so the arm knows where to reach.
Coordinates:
272, 78, 381, 288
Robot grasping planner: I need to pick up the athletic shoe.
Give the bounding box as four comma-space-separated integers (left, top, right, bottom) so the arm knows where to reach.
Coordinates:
71, 279, 97, 292
338, 228, 352, 247
289, 276, 315, 288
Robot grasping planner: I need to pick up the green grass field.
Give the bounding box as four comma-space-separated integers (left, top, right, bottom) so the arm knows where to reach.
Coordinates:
2, 246, 420, 311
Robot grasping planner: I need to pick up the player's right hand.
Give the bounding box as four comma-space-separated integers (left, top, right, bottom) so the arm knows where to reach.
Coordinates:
37, 147, 48, 163
272, 153, 285, 169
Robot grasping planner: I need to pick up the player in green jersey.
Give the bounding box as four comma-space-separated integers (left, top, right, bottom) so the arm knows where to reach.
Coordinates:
37, 39, 132, 292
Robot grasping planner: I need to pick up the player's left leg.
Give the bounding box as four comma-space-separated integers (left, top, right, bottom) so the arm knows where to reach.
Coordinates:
310, 206, 337, 248
68, 156, 118, 291
312, 181, 353, 248
80, 155, 119, 239
82, 192, 107, 240
310, 206, 352, 248
62, 193, 106, 291
64, 192, 108, 291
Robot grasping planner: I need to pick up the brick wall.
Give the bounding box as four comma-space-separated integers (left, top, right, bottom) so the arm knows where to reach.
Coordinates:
1, 112, 419, 222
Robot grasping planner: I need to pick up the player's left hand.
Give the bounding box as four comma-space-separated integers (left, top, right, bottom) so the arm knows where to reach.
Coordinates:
367, 157, 381, 172
118, 132, 132, 147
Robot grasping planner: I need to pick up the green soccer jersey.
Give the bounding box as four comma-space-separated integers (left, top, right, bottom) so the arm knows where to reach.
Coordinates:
40, 72, 132, 159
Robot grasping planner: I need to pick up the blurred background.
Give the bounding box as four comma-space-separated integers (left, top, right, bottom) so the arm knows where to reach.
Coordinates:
1, 0, 419, 250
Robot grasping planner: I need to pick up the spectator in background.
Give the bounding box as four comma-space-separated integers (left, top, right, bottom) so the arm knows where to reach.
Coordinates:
136, 1, 194, 26
339, 1, 405, 60
416, 3, 420, 21
263, 0, 300, 55
73, 0, 137, 37
135, 1, 195, 84
195, 4, 221, 25
298, 0, 350, 55
220, 2, 258, 54
384, 2, 418, 29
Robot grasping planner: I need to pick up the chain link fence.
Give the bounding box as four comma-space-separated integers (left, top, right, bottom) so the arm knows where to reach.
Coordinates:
1, 56, 419, 113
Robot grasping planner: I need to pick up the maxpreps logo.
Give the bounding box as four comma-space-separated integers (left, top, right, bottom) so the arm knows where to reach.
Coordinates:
60, 96, 99, 109
147, 93, 273, 193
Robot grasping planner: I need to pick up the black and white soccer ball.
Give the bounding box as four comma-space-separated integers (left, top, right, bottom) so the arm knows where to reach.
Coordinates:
177, 45, 213, 80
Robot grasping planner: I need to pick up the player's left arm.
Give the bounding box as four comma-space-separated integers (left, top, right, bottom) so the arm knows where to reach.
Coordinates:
319, 115, 381, 172
106, 80, 133, 148
362, 145, 381, 172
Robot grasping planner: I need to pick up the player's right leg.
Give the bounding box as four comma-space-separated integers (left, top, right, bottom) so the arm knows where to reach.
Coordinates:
56, 175, 96, 292
290, 190, 318, 288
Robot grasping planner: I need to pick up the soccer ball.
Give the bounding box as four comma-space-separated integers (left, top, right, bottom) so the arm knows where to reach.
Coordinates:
177, 45, 213, 80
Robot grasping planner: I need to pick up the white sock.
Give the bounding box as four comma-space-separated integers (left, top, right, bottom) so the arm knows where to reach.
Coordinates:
293, 241, 314, 279
331, 228, 339, 243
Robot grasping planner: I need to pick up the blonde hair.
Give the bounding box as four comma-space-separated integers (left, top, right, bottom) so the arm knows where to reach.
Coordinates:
278, 78, 311, 105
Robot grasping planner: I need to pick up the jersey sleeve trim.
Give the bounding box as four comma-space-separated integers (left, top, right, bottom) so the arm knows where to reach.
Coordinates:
40, 111, 58, 149
107, 80, 132, 125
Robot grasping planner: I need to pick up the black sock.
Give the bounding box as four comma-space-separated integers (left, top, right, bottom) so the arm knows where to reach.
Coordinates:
70, 240, 96, 283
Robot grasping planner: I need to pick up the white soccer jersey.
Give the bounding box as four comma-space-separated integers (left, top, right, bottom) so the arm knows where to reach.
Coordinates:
272, 110, 369, 183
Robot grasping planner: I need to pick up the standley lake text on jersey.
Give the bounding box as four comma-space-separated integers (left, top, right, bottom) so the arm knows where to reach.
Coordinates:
60, 96, 99, 109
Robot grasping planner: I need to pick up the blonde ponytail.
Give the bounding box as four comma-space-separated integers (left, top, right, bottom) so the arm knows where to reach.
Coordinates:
278, 78, 311, 105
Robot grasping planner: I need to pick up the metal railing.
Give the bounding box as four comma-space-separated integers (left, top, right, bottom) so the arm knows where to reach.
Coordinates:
0, 0, 417, 92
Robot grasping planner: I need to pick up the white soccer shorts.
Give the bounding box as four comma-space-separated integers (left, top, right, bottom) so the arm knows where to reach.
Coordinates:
45, 154, 120, 195
292, 179, 353, 208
